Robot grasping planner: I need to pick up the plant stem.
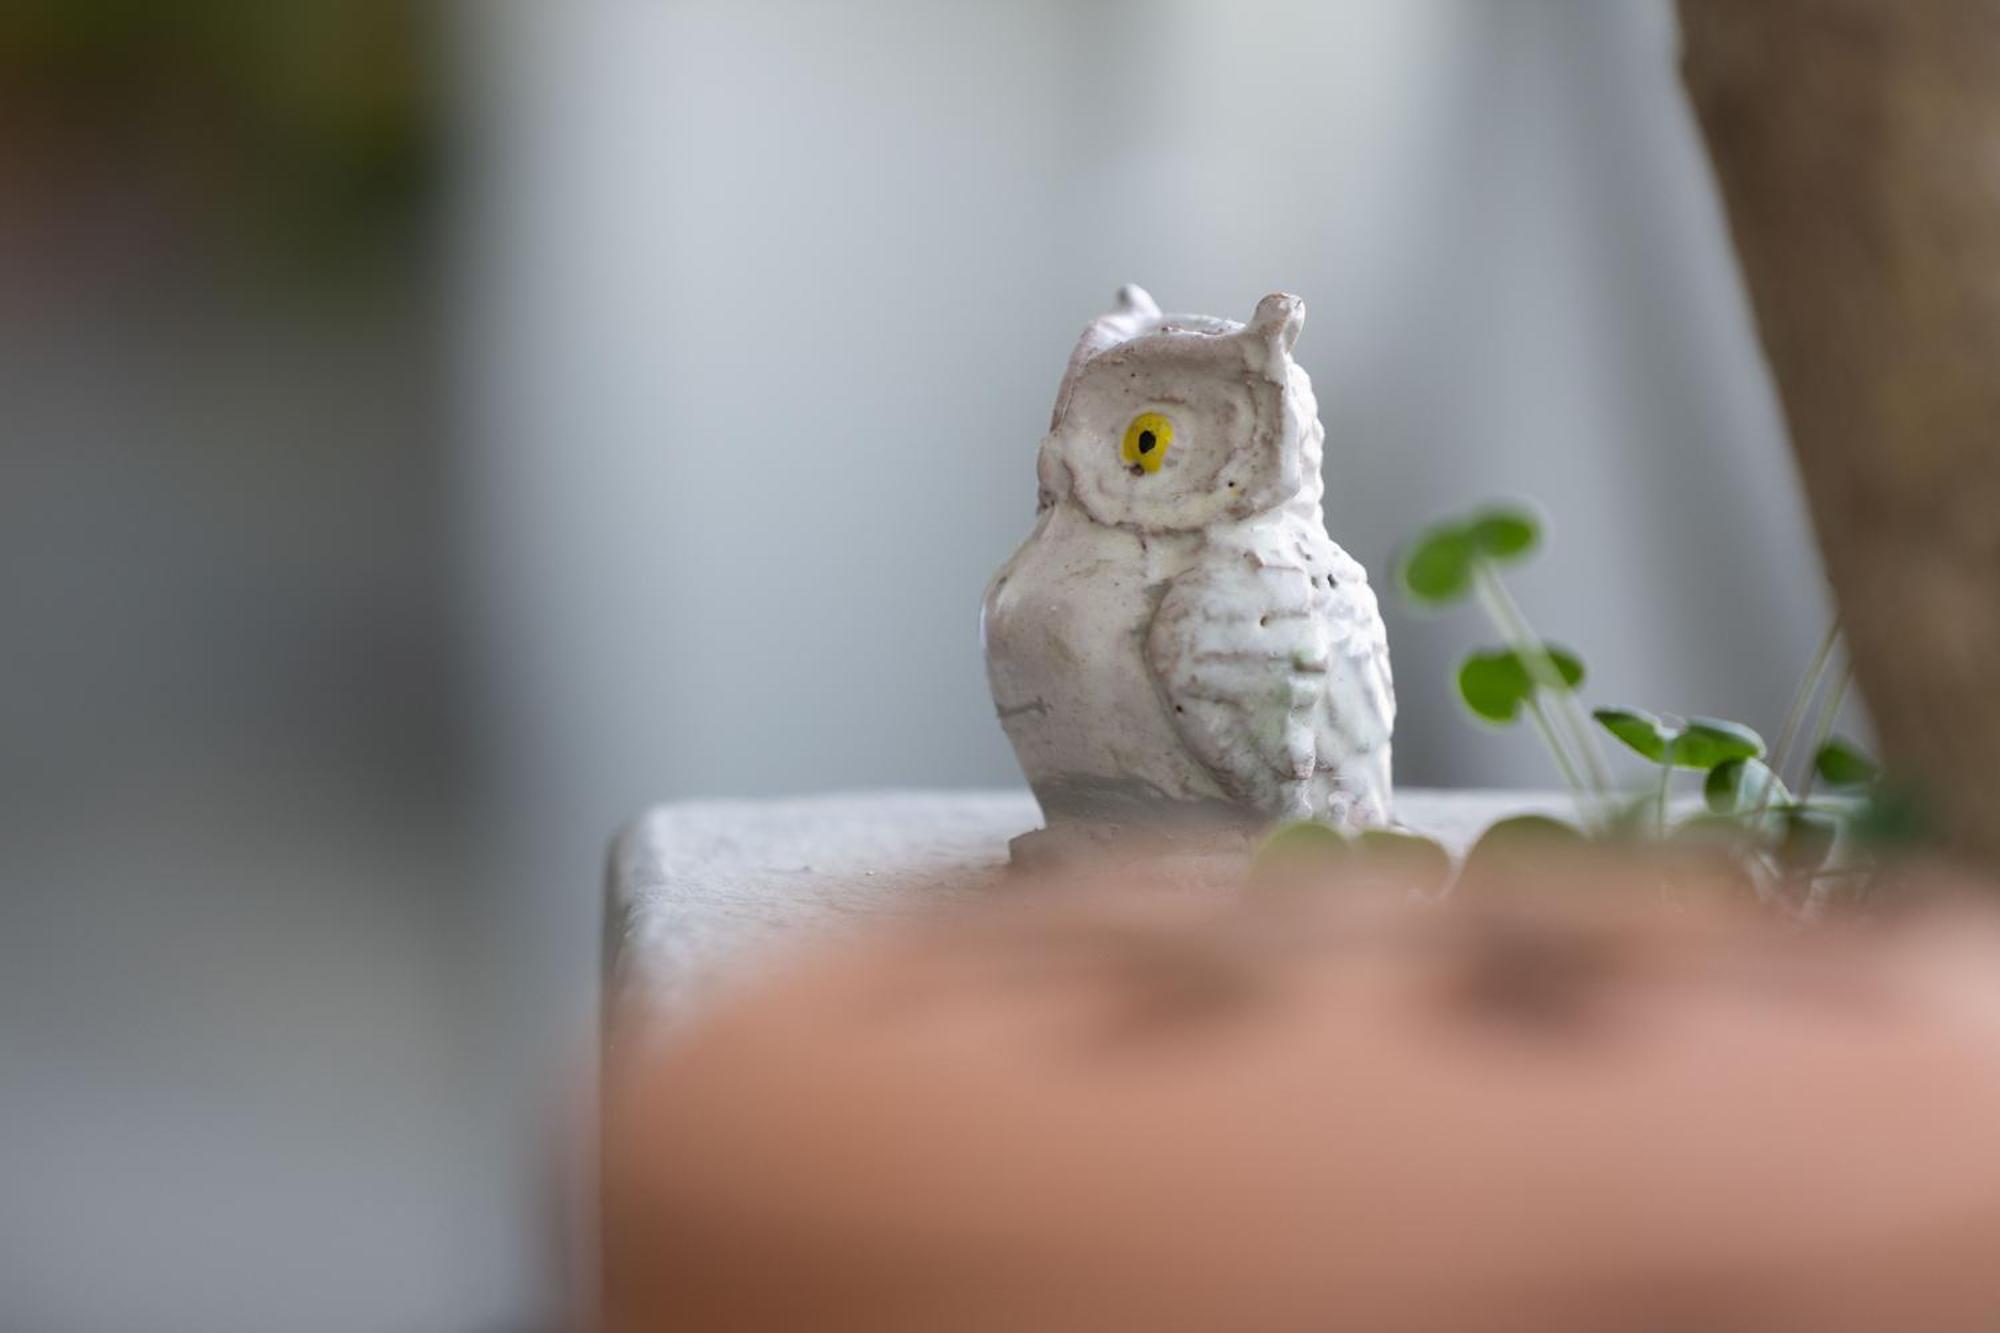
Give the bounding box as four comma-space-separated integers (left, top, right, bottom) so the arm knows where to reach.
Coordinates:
1472, 561, 1612, 803
1746, 618, 1841, 833
1655, 759, 1673, 836
1526, 696, 1589, 804
1772, 618, 1841, 788
1496, 572, 1611, 794
1786, 659, 1855, 917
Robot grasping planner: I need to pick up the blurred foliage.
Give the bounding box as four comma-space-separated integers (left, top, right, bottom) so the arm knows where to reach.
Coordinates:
1457, 644, 1583, 725
0, 0, 438, 270
1379, 500, 1921, 914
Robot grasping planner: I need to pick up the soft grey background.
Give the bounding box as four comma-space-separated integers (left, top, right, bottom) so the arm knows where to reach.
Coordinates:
5, 2, 1837, 1330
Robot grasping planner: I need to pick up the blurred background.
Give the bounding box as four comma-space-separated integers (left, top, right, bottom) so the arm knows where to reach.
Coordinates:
2, 1, 1838, 1329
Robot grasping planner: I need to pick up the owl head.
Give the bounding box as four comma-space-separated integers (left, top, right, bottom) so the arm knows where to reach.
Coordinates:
1037, 286, 1325, 532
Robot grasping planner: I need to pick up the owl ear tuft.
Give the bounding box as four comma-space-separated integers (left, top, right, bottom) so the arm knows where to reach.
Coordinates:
1115, 284, 1161, 319
1247, 292, 1305, 357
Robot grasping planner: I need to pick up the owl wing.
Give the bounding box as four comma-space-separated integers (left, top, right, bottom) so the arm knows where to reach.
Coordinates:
1147, 543, 1394, 824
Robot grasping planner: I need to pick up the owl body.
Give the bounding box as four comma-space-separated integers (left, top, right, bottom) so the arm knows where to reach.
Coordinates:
983, 287, 1394, 835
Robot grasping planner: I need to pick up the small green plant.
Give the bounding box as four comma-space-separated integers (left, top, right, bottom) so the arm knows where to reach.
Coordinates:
1257, 501, 1920, 913
1400, 501, 1918, 911
1398, 505, 1610, 803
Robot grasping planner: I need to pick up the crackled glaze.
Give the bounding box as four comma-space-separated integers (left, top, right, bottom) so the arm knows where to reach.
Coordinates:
982, 287, 1395, 835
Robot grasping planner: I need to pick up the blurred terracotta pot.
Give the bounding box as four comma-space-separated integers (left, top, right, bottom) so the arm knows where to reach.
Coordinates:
601, 864, 2000, 1331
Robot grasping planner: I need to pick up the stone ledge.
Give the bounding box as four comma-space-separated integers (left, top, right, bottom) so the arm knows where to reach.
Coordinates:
606, 788, 1566, 1015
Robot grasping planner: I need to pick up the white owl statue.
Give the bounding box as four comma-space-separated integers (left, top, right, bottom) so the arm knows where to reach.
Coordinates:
983, 286, 1395, 851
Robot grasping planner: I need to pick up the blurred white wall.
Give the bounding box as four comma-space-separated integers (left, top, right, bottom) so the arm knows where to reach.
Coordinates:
454, 0, 1833, 1322
463, 0, 1826, 804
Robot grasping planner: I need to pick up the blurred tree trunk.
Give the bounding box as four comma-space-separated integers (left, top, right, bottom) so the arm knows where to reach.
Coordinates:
1678, 0, 2000, 868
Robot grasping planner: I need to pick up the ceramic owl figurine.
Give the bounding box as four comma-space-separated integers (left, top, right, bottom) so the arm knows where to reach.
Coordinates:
983, 286, 1395, 844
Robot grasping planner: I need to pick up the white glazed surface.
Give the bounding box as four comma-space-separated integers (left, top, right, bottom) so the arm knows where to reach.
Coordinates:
983, 287, 1394, 831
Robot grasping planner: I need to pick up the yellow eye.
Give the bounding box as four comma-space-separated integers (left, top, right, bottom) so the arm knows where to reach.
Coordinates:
1121, 412, 1173, 474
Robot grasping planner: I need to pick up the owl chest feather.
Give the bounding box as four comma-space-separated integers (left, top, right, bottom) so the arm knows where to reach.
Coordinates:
1144, 514, 1395, 824
984, 504, 1390, 825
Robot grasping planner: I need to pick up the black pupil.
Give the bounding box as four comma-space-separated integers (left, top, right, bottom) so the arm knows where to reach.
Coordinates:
1137, 429, 1157, 454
